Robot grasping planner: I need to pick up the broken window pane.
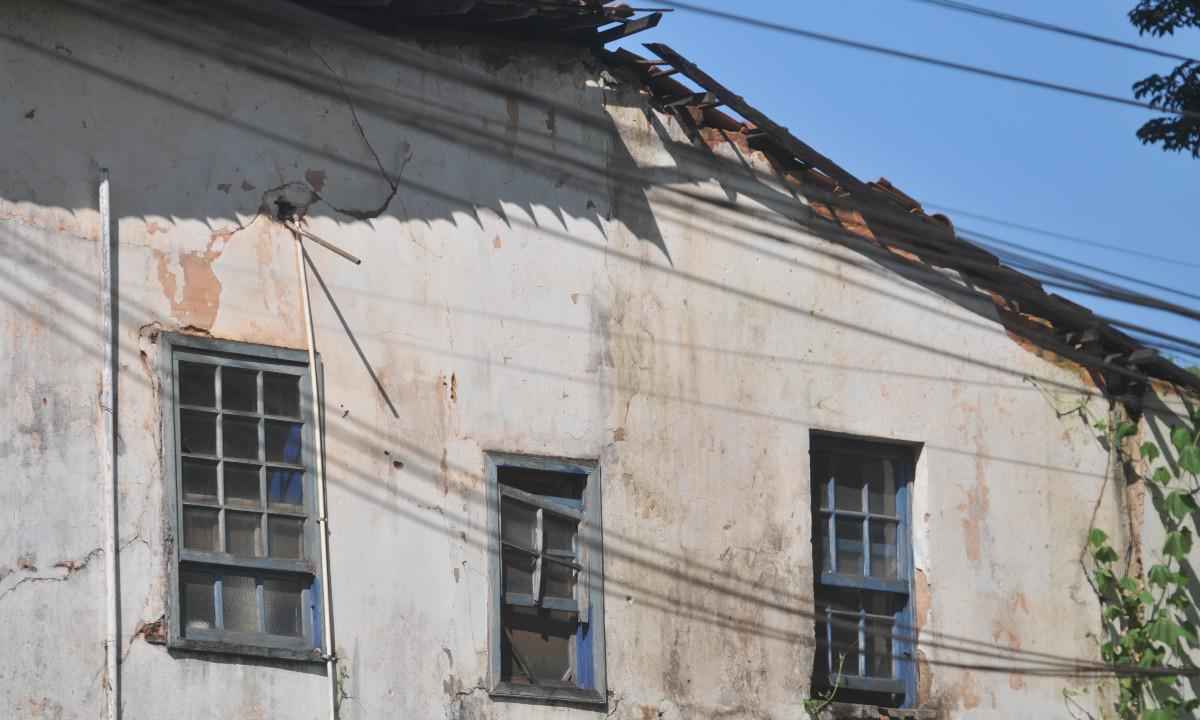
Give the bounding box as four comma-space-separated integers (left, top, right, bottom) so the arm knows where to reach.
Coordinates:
543, 514, 577, 555
835, 517, 864, 576
222, 415, 260, 460
869, 520, 898, 579
222, 367, 258, 412
179, 362, 216, 407
812, 454, 831, 509
226, 511, 263, 557
182, 570, 216, 632
543, 558, 575, 600
263, 372, 300, 417
829, 613, 860, 677
501, 498, 537, 550
181, 458, 218, 503
224, 463, 261, 508
268, 516, 304, 560
866, 618, 894, 678
866, 459, 896, 516
499, 467, 584, 502
182, 506, 219, 551
834, 459, 864, 511
502, 607, 574, 686
222, 574, 259, 633
268, 468, 304, 511
180, 410, 216, 455
503, 549, 535, 596
264, 576, 304, 637
266, 421, 302, 464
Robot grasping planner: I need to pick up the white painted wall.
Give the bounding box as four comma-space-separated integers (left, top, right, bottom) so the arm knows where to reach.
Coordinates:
0, 2, 1160, 718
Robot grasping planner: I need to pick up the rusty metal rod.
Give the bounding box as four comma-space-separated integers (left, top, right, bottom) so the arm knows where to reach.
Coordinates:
287, 223, 362, 265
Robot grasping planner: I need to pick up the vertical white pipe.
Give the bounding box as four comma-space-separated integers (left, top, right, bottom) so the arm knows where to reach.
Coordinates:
99, 170, 120, 719
294, 235, 338, 719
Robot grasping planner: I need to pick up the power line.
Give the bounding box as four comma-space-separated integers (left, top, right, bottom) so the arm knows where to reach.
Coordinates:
962, 228, 1200, 304
900, 0, 1199, 64
649, 1, 1200, 120
926, 204, 1200, 270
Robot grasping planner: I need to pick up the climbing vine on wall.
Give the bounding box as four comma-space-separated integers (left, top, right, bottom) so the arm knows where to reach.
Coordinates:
1087, 412, 1200, 720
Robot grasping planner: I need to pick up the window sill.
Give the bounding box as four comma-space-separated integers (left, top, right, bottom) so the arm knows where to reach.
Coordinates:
169, 636, 326, 664
814, 703, 936, 720
490, 682, 605, 706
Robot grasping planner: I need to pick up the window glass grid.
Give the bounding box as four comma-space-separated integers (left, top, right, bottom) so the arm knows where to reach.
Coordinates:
170, 345, 317, 653
810, 440, 914, 706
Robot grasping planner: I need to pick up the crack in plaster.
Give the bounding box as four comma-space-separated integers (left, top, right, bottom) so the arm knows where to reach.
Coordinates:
0, 546, 103, 603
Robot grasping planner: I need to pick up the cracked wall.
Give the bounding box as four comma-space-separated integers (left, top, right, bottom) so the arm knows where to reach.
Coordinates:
0, 1, 1144, 719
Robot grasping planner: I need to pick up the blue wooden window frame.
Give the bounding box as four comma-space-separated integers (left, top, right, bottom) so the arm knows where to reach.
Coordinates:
810, 435, 917, 706
485, 452, 607, 705
160, 333, 325, 662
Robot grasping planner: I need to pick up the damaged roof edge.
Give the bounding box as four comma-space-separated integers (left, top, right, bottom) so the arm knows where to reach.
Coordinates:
299, 0, 664, 44
602, 44, 1200, 402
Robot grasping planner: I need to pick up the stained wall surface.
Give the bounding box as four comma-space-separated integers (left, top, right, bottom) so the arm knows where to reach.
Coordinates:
0, 2, 1143, 718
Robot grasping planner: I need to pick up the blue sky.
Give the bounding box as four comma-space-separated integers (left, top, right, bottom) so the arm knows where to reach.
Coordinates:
616, 1, 1199, 364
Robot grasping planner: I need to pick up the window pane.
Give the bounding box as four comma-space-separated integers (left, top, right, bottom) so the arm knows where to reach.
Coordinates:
182, 506, 219, 551
266, 421, 303, 464
179, 410, 216, 455
222, 415, 260, 460
499, 467, 584, 502
829, 613, 860, 678
182, 570, 216, 632
224, 463, 261, 508
263, 372, 301, 417
834, 458, 864, 511
264, 576, 304, 637
501, 498, 537, 551
814, 516, 830, 575
268, 468, 304, 511
869, 520, 898, 579
866, 618, 895, 678
835, 517, 864, 576
503, 549, 535, 596
222, 574, 259, 633
221, 367, 258, 412
269, 516, 304, 559
866, 458, 897, 516
226, 511, 263, 557
543, 558, 576, 600
544, 514, 577, 555
181, 458, 218, 503
811, 453, 830, 509
502, 606, 575, 686
179, 362, 216, 407
814, 617, 830, 678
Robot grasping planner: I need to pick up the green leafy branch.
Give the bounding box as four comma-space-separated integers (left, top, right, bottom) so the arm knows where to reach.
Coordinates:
1086, 413, 1200, 719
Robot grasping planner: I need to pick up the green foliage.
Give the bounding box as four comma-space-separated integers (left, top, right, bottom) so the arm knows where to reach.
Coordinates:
1087, 413, 1199, 718
1127, 1, 1200, 156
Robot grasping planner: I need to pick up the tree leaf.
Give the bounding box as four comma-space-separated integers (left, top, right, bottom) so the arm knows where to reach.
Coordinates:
1141, 442, 1161, 462
1089, 528, 1109, 547
1166, 490, 1199, 519
1149, 564, 1174, 587
1154, 467, 1173, 485
1172, 426, 1193, 452
1148, 617, 1186, 648
1116, 420, 1138, 441
1164, 529, 1193, 559
1181, 445, 1200, 476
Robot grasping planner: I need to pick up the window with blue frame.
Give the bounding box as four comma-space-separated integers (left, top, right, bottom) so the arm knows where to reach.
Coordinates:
810, 435, 917, 707
162, 334, 324, 661
486, 453, 607, 704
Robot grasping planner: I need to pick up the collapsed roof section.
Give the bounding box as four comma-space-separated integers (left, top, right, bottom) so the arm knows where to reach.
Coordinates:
605, 43, 1200, 401
301, 0, 663, 44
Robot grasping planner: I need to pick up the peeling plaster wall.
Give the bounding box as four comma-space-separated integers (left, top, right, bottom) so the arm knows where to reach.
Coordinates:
0, 1, 1137, 719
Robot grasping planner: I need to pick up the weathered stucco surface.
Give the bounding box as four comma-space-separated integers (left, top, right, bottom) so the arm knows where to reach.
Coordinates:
0, 1, 1172, 718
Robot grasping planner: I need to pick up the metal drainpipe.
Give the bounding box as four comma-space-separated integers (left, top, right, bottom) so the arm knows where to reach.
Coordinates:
99, 170, 121, 719
294, 234, 338, 719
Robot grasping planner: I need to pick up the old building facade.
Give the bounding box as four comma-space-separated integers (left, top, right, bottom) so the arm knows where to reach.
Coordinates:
2, 1, 1194, 718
